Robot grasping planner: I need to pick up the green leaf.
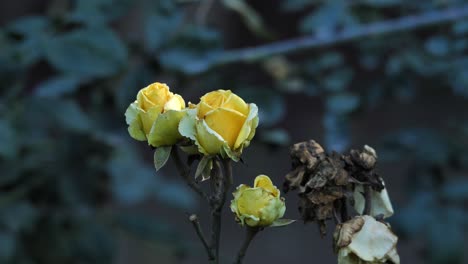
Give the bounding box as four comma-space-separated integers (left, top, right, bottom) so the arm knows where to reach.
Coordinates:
0, 119, 17, 158
154, 146, 172, 171
195, 155, 213, 181
269, 219, 296, 228
44, 27, 127, 78
35, 75, 85, 98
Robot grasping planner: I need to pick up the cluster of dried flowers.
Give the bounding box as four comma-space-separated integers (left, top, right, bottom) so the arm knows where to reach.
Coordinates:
284, 140, 399, 264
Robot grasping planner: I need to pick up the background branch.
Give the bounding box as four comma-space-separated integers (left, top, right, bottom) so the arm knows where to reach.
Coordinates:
184, 4, 468, 74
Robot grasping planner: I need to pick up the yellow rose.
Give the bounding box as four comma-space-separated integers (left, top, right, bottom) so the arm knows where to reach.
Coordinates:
178, 90, 258, 161
125, 82, 186, 147
230, 175, 286, 227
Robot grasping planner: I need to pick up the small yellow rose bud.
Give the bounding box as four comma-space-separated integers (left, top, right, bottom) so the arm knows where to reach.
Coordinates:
125, 82, 186, 147
230, 175, 286, 227
179, 90, 259, 161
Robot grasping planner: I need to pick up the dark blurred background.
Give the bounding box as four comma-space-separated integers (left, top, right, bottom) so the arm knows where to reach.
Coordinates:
1, 0, 468, 263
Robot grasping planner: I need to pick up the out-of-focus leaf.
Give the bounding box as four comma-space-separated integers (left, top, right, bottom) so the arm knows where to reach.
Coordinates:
0, 231, 16, 262
4, 16, 50, 66
326, 93, 360, 115
112, 212, 185, 247
53, 100, 92, 132
425, 36, 450, 57
392, 191, 436, 237
69, 0, 134, 25
450, 68, 468, 98
260, 128, 291, 146
361, 0, 401, 7
381, 128, 451, 165
0, 202, 39, 233
324, 110, 350, 152
34, 75, 85, 98
452, 19, 468, 35
281, 0, 317, 12
145, 13, 183, 52
321, 68, 354, 92
300, 2, 358, 37
0, 119, 17, 158
441, 179, 468, 201
427, 216, 464, 264
108, 144, 194, 208
237, 88, 286, 127
115, 64, 153, 112
221, 0, 272, 38
72, 222, 115, 264
44, 28, 127, 78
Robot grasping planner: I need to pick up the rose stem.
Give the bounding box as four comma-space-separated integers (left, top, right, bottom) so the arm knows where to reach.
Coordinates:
234, 227, 260, 264
188, 214, 214, 260
171, 147, 209, 202
363, 185, 372, 215
209, 159, 233, 263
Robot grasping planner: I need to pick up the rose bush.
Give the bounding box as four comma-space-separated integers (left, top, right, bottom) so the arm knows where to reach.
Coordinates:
179, 90, 258, 161
125, 82, 186, 147
230, 175, 286, 227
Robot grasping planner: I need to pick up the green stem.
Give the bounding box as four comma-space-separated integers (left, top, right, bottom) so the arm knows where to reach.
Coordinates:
234, 227, 260, 264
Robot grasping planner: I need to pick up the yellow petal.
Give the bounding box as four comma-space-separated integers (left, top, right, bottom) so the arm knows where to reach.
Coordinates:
236, 188, 271, 219
234, 103, 259, 149
197, 101, 214, 119
223, 93, 249, 115
200, 90, 231, 108
164, 94, 185, 112
204, 107, 247, 149
254, 175, 280, 197
137, 83, 171, 111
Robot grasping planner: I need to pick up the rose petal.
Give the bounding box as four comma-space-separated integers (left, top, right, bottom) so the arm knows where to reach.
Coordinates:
204, 107, 247, 149
234, 103, 259, 149
223, 93, 249, 116
254, 174, 280, 197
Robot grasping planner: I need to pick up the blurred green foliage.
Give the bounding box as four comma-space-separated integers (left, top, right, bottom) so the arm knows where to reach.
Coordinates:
0, 0, 468, 263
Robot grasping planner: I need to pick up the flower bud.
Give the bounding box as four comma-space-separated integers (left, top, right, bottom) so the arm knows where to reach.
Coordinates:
230, 175, 286, 227
125, 82, 186, 147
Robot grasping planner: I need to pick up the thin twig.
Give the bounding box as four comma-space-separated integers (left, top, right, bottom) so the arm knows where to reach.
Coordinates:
234, 227, 260, 264
188, 214, 215, 260
363, 186, 372, 215
171, 147, 210, 202
182, 5, 468, 74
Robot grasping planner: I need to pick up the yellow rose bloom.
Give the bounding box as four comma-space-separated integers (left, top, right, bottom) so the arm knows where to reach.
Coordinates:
125, 82, 186, 147
178, 90, 259, 161
230, 175, 286, 227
